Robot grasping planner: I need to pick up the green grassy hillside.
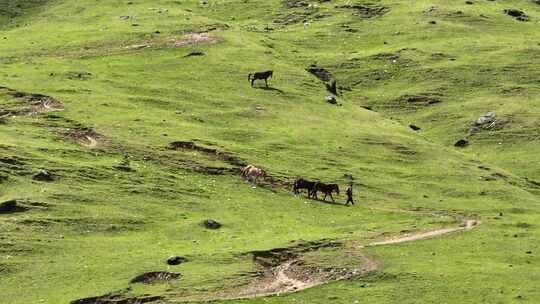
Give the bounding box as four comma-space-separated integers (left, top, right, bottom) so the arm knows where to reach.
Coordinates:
1, 1, 539, 303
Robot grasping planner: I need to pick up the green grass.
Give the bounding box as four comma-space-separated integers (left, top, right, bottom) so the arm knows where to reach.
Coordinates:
1, 0, 540, 303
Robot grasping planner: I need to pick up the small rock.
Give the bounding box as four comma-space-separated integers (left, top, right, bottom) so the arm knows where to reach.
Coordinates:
454, 139, 469, 148
184, 51, 205, 57
167, 256, 188, 265
203, 219, 221, 229
33, 170, 55, 182
325, 96, 337, 104
409, 124, 421, 131
475, 112, 496, 126
504, 9, 529, 21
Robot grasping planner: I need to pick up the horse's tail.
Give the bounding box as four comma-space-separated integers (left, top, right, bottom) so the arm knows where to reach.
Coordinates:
248, 73, 252, 82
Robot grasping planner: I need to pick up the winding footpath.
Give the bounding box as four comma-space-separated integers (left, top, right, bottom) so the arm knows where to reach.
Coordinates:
220, 219, 480, 301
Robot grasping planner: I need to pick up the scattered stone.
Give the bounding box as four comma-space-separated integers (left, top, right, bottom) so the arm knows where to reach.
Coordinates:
424, 6, 437, 13
203, 219, 221, 229
504, 9, 529, 21
475, 112, 496, 126
33, 170, 55, 182
167, 256, 188, 265
64, 72, 92, 80
454, 139, 469, 148
336, 4, 390, 18
184, 51, 205, 57
325, 96, 338, 104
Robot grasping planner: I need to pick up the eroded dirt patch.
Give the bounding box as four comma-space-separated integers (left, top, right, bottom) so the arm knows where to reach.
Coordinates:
396, 94, 443, 106
71, 293, 163, 304
63, 128, 104, 148
169, 141, 247, 167
336, 4, 389, 18
123, 32, 221, 51
306, 65, 333, 82
130, 271, 181, 284
0, 86, 63, 116
173, 33, 220, 47
222, 240, 364, 299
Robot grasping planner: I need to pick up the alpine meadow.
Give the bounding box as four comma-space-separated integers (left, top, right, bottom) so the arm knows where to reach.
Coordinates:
0, 0, 539, 303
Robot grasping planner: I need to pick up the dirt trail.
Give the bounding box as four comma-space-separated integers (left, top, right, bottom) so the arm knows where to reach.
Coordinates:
362, 219, 479, 248
211, 219, 479, 301
71, 218, 480, 303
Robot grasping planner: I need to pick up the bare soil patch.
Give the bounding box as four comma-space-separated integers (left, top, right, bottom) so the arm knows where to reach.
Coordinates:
0, 86, 63, 116
130, 271, 181, 284
64, 128, 103, 148
169, 141, 246, 167
71, 293, 163, 304
173, 33, 220, 48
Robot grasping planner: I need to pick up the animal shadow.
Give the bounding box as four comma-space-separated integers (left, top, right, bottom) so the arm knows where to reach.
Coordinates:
256, 86, 285, 94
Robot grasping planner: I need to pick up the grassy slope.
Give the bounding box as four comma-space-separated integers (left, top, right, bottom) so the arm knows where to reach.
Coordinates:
0, 0, 539, 303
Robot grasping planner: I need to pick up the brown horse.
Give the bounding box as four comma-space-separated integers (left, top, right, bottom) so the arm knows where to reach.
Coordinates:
313, 182, 340, 202
292, 178, 317, 198
241, 165, 265, 184
248, 70, 273, 87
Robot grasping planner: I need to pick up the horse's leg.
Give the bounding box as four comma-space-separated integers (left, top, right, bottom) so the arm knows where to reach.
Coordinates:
265, 78, 268, 87
329, 192, 335, 203
251, 78, 255, 87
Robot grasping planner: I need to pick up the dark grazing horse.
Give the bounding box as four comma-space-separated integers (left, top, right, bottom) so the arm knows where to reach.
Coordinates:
248, 70, 273, 87
293, 178, 316, 198
313, 182, 340, 202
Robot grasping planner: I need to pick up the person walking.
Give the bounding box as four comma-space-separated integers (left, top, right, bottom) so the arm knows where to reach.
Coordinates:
345, 183, 354, 206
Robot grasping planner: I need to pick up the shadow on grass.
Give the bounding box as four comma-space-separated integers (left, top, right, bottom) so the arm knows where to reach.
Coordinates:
254, 86, 286, 94
293, 193, 349, 207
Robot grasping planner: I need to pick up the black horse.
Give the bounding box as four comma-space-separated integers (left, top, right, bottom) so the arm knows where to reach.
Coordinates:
313, 182, 340, 202
293, 178, 316, 198
248, 70, 273, 87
